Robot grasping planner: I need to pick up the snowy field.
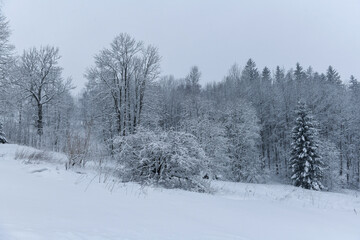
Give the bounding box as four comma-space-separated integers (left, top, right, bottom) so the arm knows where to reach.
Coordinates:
0, 144, 359, 240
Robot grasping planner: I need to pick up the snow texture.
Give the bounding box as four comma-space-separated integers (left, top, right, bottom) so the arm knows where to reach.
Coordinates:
0, 144, 359, 240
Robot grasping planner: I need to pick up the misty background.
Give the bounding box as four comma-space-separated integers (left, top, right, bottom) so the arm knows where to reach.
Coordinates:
2, 0, 360, 94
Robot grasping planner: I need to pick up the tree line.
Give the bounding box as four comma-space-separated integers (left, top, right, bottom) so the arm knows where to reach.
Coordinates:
0, 12, 359, 191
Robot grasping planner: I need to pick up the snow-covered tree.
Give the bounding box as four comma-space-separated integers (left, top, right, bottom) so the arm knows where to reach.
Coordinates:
326, 66, 341, 85
225, 100, 263, 183
241, 58, 259, 84
290, 102, 324, 190
0, 11, 14, 80
12, 46, 72, 147
0, 122, 7, 143
86, 33, 160, 137
294, 63, 305, 81
318, 139, 344, 190
0, 11, 15, 141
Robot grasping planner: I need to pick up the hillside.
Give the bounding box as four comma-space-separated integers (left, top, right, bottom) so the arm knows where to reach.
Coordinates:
0, 144, 359, 240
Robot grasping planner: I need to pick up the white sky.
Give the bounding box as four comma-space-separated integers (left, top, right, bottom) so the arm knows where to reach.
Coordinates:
2, 0, 360, 94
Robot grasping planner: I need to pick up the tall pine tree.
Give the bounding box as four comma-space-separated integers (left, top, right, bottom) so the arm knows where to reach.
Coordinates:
290, 102, 324, 190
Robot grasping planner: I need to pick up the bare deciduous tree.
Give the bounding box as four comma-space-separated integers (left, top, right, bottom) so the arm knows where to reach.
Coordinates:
86, 33, 160, 136
13, 46, 72, 146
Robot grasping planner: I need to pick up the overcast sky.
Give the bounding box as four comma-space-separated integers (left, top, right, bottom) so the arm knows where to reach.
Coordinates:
2, 0, 360, 94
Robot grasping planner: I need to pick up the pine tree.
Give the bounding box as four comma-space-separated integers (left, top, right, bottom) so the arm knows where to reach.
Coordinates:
349, 75, 359, 92
326, 66, 341, 85
294, 63, 304, 81
185, 66, 201, 95
261, 67, 271, 83
274, 66, 285, 84
241, 59, 259, 83
0, 122, 7, 144
290, 102, 324, 190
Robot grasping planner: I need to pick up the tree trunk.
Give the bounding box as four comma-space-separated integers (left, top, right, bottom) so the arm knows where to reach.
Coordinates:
37, 103, 43, 137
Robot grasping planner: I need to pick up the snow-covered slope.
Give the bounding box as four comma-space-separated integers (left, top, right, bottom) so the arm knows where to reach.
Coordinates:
0, 144, 359, 240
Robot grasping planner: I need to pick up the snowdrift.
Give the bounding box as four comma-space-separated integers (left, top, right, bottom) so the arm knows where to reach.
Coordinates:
0, 144, 359, 240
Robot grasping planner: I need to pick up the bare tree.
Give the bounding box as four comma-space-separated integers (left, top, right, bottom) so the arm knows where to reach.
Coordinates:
13, 46, 72, 146
0, 11, 14, 116
0, 12, 14, 81
87, 33, 160, 137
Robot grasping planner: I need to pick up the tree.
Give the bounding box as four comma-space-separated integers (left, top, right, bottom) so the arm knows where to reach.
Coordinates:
14, 46, 72, 146
185, 65, 201, 95
182, 66, 202, 126
0, 122, 7, 143
349, 75, 359, 92
157, 75, 183, 131
274, 66, 285, 84
326, 66, 341, 85
87, 33, 160, 137
0, 11, 14, 81
261, 67, 271, 84
348, 75, 360, 187
319, 139, 343, 190
241, 58, 259, 84
0, 11, 15, 132
290, 102, 324, 190
225, 100, 263, 183
294, 62, 304, 81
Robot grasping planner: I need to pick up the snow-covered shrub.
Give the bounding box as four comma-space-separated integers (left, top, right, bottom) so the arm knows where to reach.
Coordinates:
114, 129, 209, 192
65, 132, 91, 169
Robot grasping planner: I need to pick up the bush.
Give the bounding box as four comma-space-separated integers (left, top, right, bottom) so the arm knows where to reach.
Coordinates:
65, 133, 90, 169
114, 129, 209, 192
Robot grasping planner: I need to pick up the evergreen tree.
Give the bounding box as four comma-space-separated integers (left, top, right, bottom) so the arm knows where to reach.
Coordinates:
290, 102, 324, 190
326, 66, 341, 85
261, 67, 271, 83
0, 122, 7, 143
185, 66, 201, 95
274, 66, 285, 84
241, 59, 259, 83
349, 75, 359, 92
294, 63, 304, 81
305, 66, 314, 79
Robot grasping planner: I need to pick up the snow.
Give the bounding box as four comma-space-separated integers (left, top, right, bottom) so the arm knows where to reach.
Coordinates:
0, 144, 359, 240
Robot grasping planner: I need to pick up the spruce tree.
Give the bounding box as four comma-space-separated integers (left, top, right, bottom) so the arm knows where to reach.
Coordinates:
274, 66, 285, 84
241, 59, 259, 83
261, 67, 271, 83
326, 66, 341, 85
294, 63, 304, 81
290, 102, 324, 190
0, 122, 7, 144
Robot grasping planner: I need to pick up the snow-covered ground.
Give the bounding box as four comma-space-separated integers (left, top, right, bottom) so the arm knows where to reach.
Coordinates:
0, 144, 359, 240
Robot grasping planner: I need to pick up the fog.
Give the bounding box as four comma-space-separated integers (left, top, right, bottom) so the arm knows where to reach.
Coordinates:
3, 0, 360, 93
